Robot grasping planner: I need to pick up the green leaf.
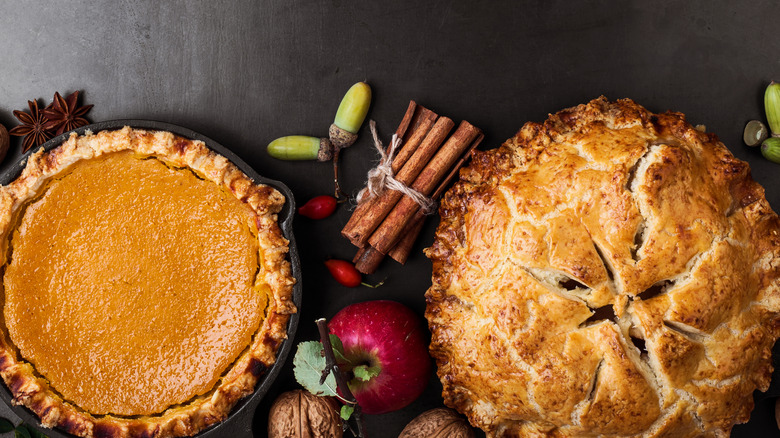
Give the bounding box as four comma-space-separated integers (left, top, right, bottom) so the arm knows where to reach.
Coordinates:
293, 341, 338, 397
329, 334, 350, 364
340, 404, 355, 421
0, 418, 13, 433
24, 424, 47, 438
352, 364, 380, 382
329, 334, 344, 353
14, 424, 31, 438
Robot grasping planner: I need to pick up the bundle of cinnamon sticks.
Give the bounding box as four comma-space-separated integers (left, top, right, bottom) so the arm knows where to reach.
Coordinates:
341, 101, 483, 274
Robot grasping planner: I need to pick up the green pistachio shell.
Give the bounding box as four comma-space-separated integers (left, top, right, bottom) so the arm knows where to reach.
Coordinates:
744, 120, 768, 147
761, 137, 780, 164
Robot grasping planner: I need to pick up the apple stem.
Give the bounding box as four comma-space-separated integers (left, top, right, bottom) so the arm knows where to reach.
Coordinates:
316, 318, 366, 438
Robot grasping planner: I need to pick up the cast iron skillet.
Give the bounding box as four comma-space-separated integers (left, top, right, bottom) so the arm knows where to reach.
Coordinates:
0, 120, 302, 438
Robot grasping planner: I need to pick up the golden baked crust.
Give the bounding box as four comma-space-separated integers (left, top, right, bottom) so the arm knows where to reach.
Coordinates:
0, 127, 296, 437
425, 97, 780, 437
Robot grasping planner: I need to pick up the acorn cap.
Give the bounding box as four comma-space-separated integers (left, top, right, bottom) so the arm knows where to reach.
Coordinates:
317, 137, 334, 161
329, 123, 358, 150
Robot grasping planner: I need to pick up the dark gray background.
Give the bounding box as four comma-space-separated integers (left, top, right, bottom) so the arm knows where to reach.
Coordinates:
1, 0, 778, 437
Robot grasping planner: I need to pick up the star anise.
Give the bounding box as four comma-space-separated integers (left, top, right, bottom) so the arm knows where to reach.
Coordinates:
9, 99, 51, 153
43, 91, 93, 136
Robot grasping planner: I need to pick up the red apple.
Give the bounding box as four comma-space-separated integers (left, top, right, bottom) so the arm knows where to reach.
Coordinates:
328, 300, 432, 415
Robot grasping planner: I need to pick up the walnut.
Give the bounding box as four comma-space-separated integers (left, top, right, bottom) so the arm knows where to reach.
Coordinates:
398, 408, 473, 438
775, 398, 780, 431
268, 390, 343, 438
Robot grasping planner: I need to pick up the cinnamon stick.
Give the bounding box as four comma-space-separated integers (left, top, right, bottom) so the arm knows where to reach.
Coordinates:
342, 116, 455, 247
352, 246, 367, 264
368, 121, 481, 255
391, 106, 437, 174
354, 246, 387, 273
356, 140, 482, 273
387, 216, 425, 264
342, 103, 438, 240
395, 101, 419, 139
387, 144, 481, 263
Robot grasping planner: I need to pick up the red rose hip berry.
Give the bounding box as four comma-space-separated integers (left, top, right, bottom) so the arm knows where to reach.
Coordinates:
298, 195, 337, 219
324, 259, 362, 287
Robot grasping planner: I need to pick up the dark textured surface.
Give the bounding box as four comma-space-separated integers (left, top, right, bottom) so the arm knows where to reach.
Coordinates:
0, 1, 778, 436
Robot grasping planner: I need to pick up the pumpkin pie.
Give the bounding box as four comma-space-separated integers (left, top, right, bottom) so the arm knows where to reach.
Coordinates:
0, 127, 296, 437
426, 98, 780, 436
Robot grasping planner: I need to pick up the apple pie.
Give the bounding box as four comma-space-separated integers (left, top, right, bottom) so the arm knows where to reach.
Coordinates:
426, 97, 780, 437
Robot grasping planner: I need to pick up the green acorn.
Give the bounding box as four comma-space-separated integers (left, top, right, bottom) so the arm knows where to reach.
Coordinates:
267, 135, 332, 161
329, 82, 371, 150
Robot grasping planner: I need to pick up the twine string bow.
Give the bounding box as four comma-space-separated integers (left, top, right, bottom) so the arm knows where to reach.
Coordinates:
356, 120, 436, 214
